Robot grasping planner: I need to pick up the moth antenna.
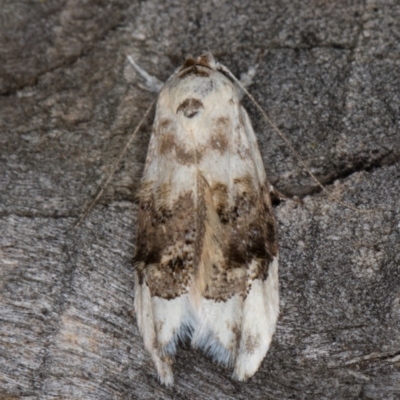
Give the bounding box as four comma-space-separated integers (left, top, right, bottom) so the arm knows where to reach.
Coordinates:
73, 99, 156, 229
218, 63, 382, 214
127, 55, 164, 93
238, 49, 266, 92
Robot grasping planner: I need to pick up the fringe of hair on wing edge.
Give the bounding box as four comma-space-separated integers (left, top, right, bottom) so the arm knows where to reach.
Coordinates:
191, 326, 235, 368
158, 297, 197, 358
160, 297, 236, 368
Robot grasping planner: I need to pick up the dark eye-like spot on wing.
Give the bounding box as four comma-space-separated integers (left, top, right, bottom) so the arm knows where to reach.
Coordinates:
176, 98, 204, 118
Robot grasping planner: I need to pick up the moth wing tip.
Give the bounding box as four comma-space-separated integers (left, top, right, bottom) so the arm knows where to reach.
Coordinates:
159, 373, 174, 387
232, 353, 264, 382
152, 354, 175, 387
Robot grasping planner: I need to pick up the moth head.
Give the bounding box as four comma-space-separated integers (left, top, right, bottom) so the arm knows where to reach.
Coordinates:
180, 53, 217, 71
176, 53, 220, 80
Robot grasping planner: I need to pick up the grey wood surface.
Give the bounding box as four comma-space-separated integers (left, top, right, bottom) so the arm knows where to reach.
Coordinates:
1, 1, 399, 398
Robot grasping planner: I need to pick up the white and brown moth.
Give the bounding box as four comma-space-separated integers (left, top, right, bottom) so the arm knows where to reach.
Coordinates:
133, 53, 279, 386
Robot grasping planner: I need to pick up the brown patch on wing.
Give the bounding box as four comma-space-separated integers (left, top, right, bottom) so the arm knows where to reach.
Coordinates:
209, 116, 230, 154
245, 334, 261, 354
233, 175, 254, 194
159, 133, 175, 154
157, 118, 175, 139
134, 189, 196, 299
159, 118, 173, 130
135, 174, 277, 302
157, 119, 197, 165
176, 98, 204, 118
189, 174, 246, 303
224, 178, 278, 267
197, 177, 277, 301
210, 182, 229, 224
202, 264, 247, 301
194, 174, 207, 270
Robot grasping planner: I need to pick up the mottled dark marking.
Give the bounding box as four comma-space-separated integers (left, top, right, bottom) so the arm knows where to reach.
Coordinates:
158, 117, 199, 165
136, 177, 277, 301
209, 132, 229, 154
135, 191, 196, 299
159, 118, 174, 130
201, 179, 277, 301
245, 334, 260, 354
158, 119, 196, 165
157, 118, 176, 140
176, 98, 204, 118
157, 119, 189, 161
210, 182, 229, 223
194, 174, 208, 268
209, 116, 230, 154
203, 266, 247, 301
233, 174, 254, 194
230, 323, 241, 352
159, 132, 197, 165
159, 133, 175, 154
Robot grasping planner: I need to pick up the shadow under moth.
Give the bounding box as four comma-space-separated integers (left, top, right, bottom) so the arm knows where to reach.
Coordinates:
132, 53, 279, 386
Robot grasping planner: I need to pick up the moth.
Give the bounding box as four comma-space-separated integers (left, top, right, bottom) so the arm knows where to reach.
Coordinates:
133, 53, 279, 386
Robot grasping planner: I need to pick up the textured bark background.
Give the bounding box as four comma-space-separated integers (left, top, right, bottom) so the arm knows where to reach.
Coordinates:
1, 0, 400, 399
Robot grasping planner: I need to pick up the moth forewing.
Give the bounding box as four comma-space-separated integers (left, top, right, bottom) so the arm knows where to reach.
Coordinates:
133, 53, 279, 386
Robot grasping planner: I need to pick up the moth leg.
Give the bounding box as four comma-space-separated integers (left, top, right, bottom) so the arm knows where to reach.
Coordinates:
268, 184, 302, 206
236, 67, 257, 100
127, 55, 164, 92
236, 50, 266, 98
238, 66, 258, 91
